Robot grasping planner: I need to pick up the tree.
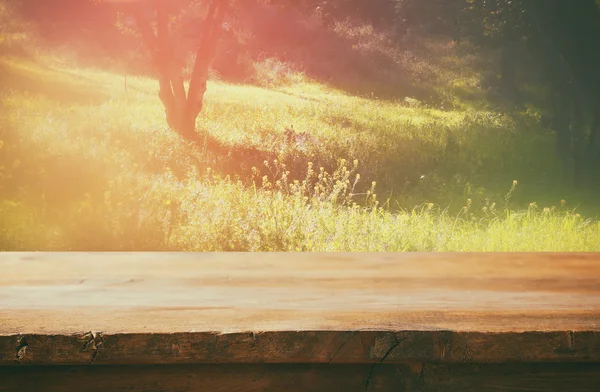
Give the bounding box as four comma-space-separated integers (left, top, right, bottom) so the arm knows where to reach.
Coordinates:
437, 0, 600, 185
102, 0, 230, 140
518, 0, 600, 185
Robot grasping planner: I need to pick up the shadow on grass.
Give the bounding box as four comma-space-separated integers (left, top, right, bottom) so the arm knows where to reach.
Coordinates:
270, 89, 327, 104
179, 118, 600, 219
215, 4, 440, 105
183, 130, 321, 184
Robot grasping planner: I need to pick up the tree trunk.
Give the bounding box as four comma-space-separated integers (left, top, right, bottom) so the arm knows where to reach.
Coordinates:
181, 0, 229, 138
551, 86, 575, 184
499, 40, 519, 105
131, 0, 229, 140
589, 109, 600, 159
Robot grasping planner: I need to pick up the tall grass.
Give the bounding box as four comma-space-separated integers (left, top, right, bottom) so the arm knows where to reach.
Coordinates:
1, 53, 599, 251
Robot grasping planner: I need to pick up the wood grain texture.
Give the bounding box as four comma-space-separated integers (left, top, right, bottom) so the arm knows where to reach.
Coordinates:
1, 330, 599, 365
1, 363, 600, 392
1, 252, 600, 366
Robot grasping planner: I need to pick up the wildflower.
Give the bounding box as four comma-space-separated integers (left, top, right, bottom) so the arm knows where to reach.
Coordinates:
513, 180, 518, 185
427, 203, 434, 210
543, 207, 550, 213
561, 199, 566, 206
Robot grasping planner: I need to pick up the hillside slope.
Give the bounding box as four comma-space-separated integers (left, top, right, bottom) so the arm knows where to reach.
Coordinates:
1, 53, 599, 251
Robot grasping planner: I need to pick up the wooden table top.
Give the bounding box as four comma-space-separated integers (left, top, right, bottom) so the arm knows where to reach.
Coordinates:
1, 252, 599, 365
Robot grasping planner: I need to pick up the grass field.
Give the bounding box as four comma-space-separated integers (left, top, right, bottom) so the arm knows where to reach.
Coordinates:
1, 4, 599, 251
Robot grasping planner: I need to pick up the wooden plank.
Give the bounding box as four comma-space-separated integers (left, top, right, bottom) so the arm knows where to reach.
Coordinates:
420, 362, 600, 392
1, 252, 600, 365
1, 363, 600, 392
1, 330, 599, 365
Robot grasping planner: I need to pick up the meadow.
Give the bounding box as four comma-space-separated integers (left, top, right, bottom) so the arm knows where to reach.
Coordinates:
1, 1, 599, 251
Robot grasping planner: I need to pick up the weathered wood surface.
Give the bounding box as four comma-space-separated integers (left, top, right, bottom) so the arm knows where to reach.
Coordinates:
1, 252, 600, 366
2, 363, 600, 392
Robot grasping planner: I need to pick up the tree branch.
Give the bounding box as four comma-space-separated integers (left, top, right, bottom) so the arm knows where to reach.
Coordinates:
129, 3, 158, 55
187, 0, 229, 121
155, 0, 186, 129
